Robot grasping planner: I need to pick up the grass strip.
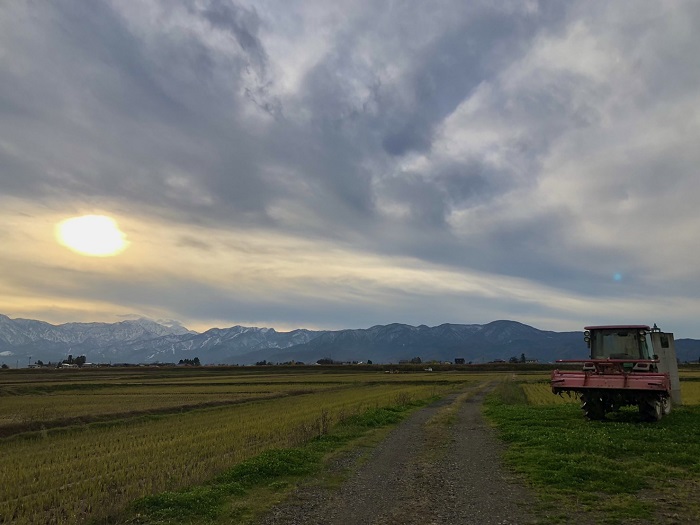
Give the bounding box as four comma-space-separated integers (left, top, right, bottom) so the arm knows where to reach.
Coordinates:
421, 381, 492, 462
483, 382, 700, 524
116, 396, 439, 525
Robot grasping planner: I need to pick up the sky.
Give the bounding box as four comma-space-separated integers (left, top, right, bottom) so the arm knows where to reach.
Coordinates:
2, 1, 700, 336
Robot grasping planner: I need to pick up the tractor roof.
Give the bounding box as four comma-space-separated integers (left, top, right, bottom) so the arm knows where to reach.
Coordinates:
584, 325, 651, 331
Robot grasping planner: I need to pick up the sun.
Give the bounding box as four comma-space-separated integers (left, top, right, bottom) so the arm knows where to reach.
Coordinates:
56, 215, 129, 257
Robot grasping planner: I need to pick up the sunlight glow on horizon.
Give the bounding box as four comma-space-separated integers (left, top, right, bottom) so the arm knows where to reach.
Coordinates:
56, 215, 129, 257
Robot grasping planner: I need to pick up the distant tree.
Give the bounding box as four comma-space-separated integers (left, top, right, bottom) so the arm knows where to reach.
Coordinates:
316, 357, 334, 365
36, 360, 44, 366
1, 363, 8, 369
255, 360, 269, 366
75, 355, 87, 367
178, 358, 202, 366
410, 356, 422, 364
367, 359, 373, 365
520, 353, 526, 363
508, 356, 519, 363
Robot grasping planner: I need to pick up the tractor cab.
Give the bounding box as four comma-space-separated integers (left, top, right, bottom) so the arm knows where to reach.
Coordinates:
585, 325, 654, 370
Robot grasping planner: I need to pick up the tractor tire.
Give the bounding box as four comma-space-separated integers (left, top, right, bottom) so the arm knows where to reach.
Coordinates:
661, 396, 672, 416
581, 393, 606, 420
639, 397, 663, 422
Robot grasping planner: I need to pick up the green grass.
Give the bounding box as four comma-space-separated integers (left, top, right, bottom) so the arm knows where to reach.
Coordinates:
118, 398, 436, 525
128, 449, 314, 524
484, 383, 700, 524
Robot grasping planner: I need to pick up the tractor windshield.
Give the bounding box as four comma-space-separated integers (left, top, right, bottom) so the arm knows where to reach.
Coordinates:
642, 333, 654, 359
590, 330, 651, 359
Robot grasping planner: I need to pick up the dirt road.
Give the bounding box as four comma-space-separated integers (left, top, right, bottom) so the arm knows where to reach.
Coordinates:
259, 386, 534, 525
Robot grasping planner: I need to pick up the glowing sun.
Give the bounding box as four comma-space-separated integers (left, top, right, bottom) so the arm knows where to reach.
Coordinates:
56, 215, 129, 257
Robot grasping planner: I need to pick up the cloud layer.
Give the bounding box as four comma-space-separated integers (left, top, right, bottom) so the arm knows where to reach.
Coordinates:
2, 1, 700, 335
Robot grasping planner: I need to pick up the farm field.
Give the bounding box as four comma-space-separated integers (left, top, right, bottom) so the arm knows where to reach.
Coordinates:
6, 366, 697, 525
0, 366, 496, 525
0, 368, 532, 434
0, 382, 339, 431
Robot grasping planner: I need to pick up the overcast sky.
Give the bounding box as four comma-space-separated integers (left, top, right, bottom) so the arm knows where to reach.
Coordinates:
2, 1, 700, 336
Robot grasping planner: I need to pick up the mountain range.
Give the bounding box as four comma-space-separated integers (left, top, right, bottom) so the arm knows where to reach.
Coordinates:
1, 314, 698, 366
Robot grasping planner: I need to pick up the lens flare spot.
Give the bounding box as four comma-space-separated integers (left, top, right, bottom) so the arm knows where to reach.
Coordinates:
56, 215, 129, 257
613, 273, 623, 282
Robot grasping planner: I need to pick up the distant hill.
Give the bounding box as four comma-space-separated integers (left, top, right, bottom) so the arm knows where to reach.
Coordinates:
676, 339, 700, 363
247, 320, 585, 365
1, 314, 698, 366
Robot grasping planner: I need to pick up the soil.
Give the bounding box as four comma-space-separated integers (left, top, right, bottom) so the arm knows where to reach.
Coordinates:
258, 386, 535, 525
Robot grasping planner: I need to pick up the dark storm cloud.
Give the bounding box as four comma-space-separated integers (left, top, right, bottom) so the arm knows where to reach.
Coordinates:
377, 8, 545, 157
376, 159, 514, 230
201, 0, 268, 76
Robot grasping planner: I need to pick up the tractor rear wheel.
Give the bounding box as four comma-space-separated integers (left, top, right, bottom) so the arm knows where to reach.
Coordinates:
639, 396, 663, 422
581, 393, 606, 420
661, 396, 672, 416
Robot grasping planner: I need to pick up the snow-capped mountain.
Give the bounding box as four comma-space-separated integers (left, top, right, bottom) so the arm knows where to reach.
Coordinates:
0, 314, 324, 365
0, 314, 196, 362
0, 314, 193, 344
119, 325, 323, 363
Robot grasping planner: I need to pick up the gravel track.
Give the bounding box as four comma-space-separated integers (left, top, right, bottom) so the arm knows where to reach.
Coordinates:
258, 386, 534, 525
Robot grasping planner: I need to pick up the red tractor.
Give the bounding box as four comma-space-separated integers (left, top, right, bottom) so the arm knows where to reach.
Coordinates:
551, 324, 682, 421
